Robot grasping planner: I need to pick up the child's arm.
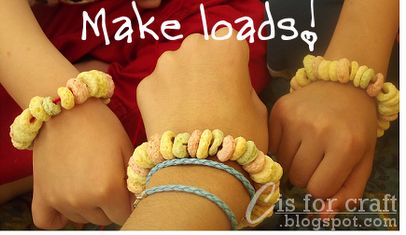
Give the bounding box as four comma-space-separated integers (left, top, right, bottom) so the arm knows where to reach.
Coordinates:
122, 29, 269, 229
269, 0, 398, 214
0, 0, 133, 228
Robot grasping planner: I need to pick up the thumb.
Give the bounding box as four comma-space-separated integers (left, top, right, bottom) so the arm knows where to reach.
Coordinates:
32, 192, 68, 229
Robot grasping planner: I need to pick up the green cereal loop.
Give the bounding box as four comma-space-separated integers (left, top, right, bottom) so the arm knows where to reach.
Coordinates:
209, 129, 224, 156
303, 55, 316, 81
196, 129, 213, 159
360, 68, 375, 89
231, 137, 247, 161
160, 131, 176, 160
29, 96, 50, 121
350, 61, 359, 81
377, 83, 398, 102
172, 132, 190, 158
42, 97, 62, 116
236, 141, 258, 165
353, 65, 368, 87
133, 143, 155, 168
328, 61, 338, 81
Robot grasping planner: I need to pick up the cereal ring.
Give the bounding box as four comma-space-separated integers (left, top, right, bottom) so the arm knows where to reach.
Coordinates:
127, 178, 145, 195
243, 151, 266, 174
9, 123, 36, 145
337, 58, 350, 83
147, 134, 165, 164
360, 68, 375, 89
350, 61, 359, 81
377, 119, 390, 131
328, 61, 338, 82
317, 60, 331, 81
132, 142, 155, 169
209, 129, 224, 156
231, 136, 247, 161
57, 87, 75, 110
127, 166, 147, 185
29, 96, 50, 121
366, 73, 385, 97
377, 82, 398, 102
11, 109, 43, 133
303, 54, 316, 81
11, 139, 33, 150
236, 141, 258, 165
378, 103, 399, 116
312, 56, 324, 80
172, 132, 190, 158
289, 76, 301, 90
188, 130, 202, 157
129, 159, 150, 177
251, 157, 283, 184
196, 129, 213, 159
77, 70, 114, 98
252, 205, 273, 218
66, 78, 90, 104
380, 91, 399, 107
42, 97, 62, 116
217, 135, 235, 162
381, 114, 398, 122
268, 161, 283, 183
377, 128, 384, 138
160, 130, 176, 160
353, 65, 368, 87
295, 68, 311, 86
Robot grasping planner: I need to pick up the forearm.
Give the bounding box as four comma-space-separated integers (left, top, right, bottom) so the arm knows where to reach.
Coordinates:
324, 0, 398, 74
0, 0, 78, 107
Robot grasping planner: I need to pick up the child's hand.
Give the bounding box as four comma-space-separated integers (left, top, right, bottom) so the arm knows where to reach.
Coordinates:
136, 30, 269, 151
31, 99, 134, 229
269, 81, 377, 214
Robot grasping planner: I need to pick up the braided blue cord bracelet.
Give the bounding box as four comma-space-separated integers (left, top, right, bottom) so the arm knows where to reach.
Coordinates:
142, 184, 238, 230
146, 158, 255, 198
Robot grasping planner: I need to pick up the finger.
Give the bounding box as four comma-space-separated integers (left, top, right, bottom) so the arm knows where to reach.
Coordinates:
268, 108, 282, 155
319, 150, 374, 219
32, 193, 68, 229
275, 126, 301, 173
81, 208, 112, 226
102, 181, 132, 225
306, 138, 365, 198
289, 136, 324, 188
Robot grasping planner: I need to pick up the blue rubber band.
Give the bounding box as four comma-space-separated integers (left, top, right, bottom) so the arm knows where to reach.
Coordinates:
144, 184, 238, 230
146, 158, 255, 198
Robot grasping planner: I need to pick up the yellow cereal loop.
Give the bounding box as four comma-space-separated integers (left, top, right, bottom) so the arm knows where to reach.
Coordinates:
317, 60, 331, 81
160, 131, 176, 160
42, 97, 62, 116
127, 166, 147, 185
350, 61, 359, 81
377, 119, 390, 131
209, 129, 224, 156
231, 136, 247, 160
312, 56, 324, 80
303, 54, 316, 81
132, 143, 155, 169
328, 61, 338, 82
172, 132, 190, 158
77, 70, 114, 98
380, 91, 399, 107
9, 109, 43, 150
251, 157, 273, 184
377, 128, 384, 138
337, 58, 350, 83
196, 129, 213, 159
295, 68, 311, 86
359, 68, 375, 89
268, 161, 283, 183
236, 141, 258, 165
29, 96, 50, 122
353, 65, 368, 87
377, 83, 398, 102
378, 103, 399, 116
289, 76, 302, 91
57, 87, 75, 110
127, 178, 145, 195
11, 139, 32, 150
12, 109, 43, 133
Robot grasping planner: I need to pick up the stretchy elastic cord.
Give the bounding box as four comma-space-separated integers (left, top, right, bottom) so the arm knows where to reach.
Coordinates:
146, 158, 255, 198
144, 184, 238, 230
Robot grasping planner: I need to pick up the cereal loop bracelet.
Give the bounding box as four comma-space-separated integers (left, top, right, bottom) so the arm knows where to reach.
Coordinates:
127, 129, 283, 228
290, 55, 400, 137
9, 70, 114, 150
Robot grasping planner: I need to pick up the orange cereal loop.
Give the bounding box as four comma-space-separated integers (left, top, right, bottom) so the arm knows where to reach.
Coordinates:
217, 135, 235, 162
366, 73, 385, 97
66, 78, 90, 104
380, 113, 398, 122
147, 134, 165, 164
188, 129, 202, 157
243, 151, 266, 174
312, 56, 324, 80
337, 58, 350, 83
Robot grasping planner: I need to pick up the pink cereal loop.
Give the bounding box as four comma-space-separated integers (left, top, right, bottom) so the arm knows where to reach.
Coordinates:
381, 113, 398, 122
66, 78, 90, 104
188, 130, 202, 158
243, 151, 266, 174
147, 134, 165, 164
217, 135, 235, 162
366, 73, 385, 97
129, 159, 150, 177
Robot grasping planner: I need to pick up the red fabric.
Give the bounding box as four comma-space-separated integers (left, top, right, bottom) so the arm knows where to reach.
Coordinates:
0, 0, 268, 184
